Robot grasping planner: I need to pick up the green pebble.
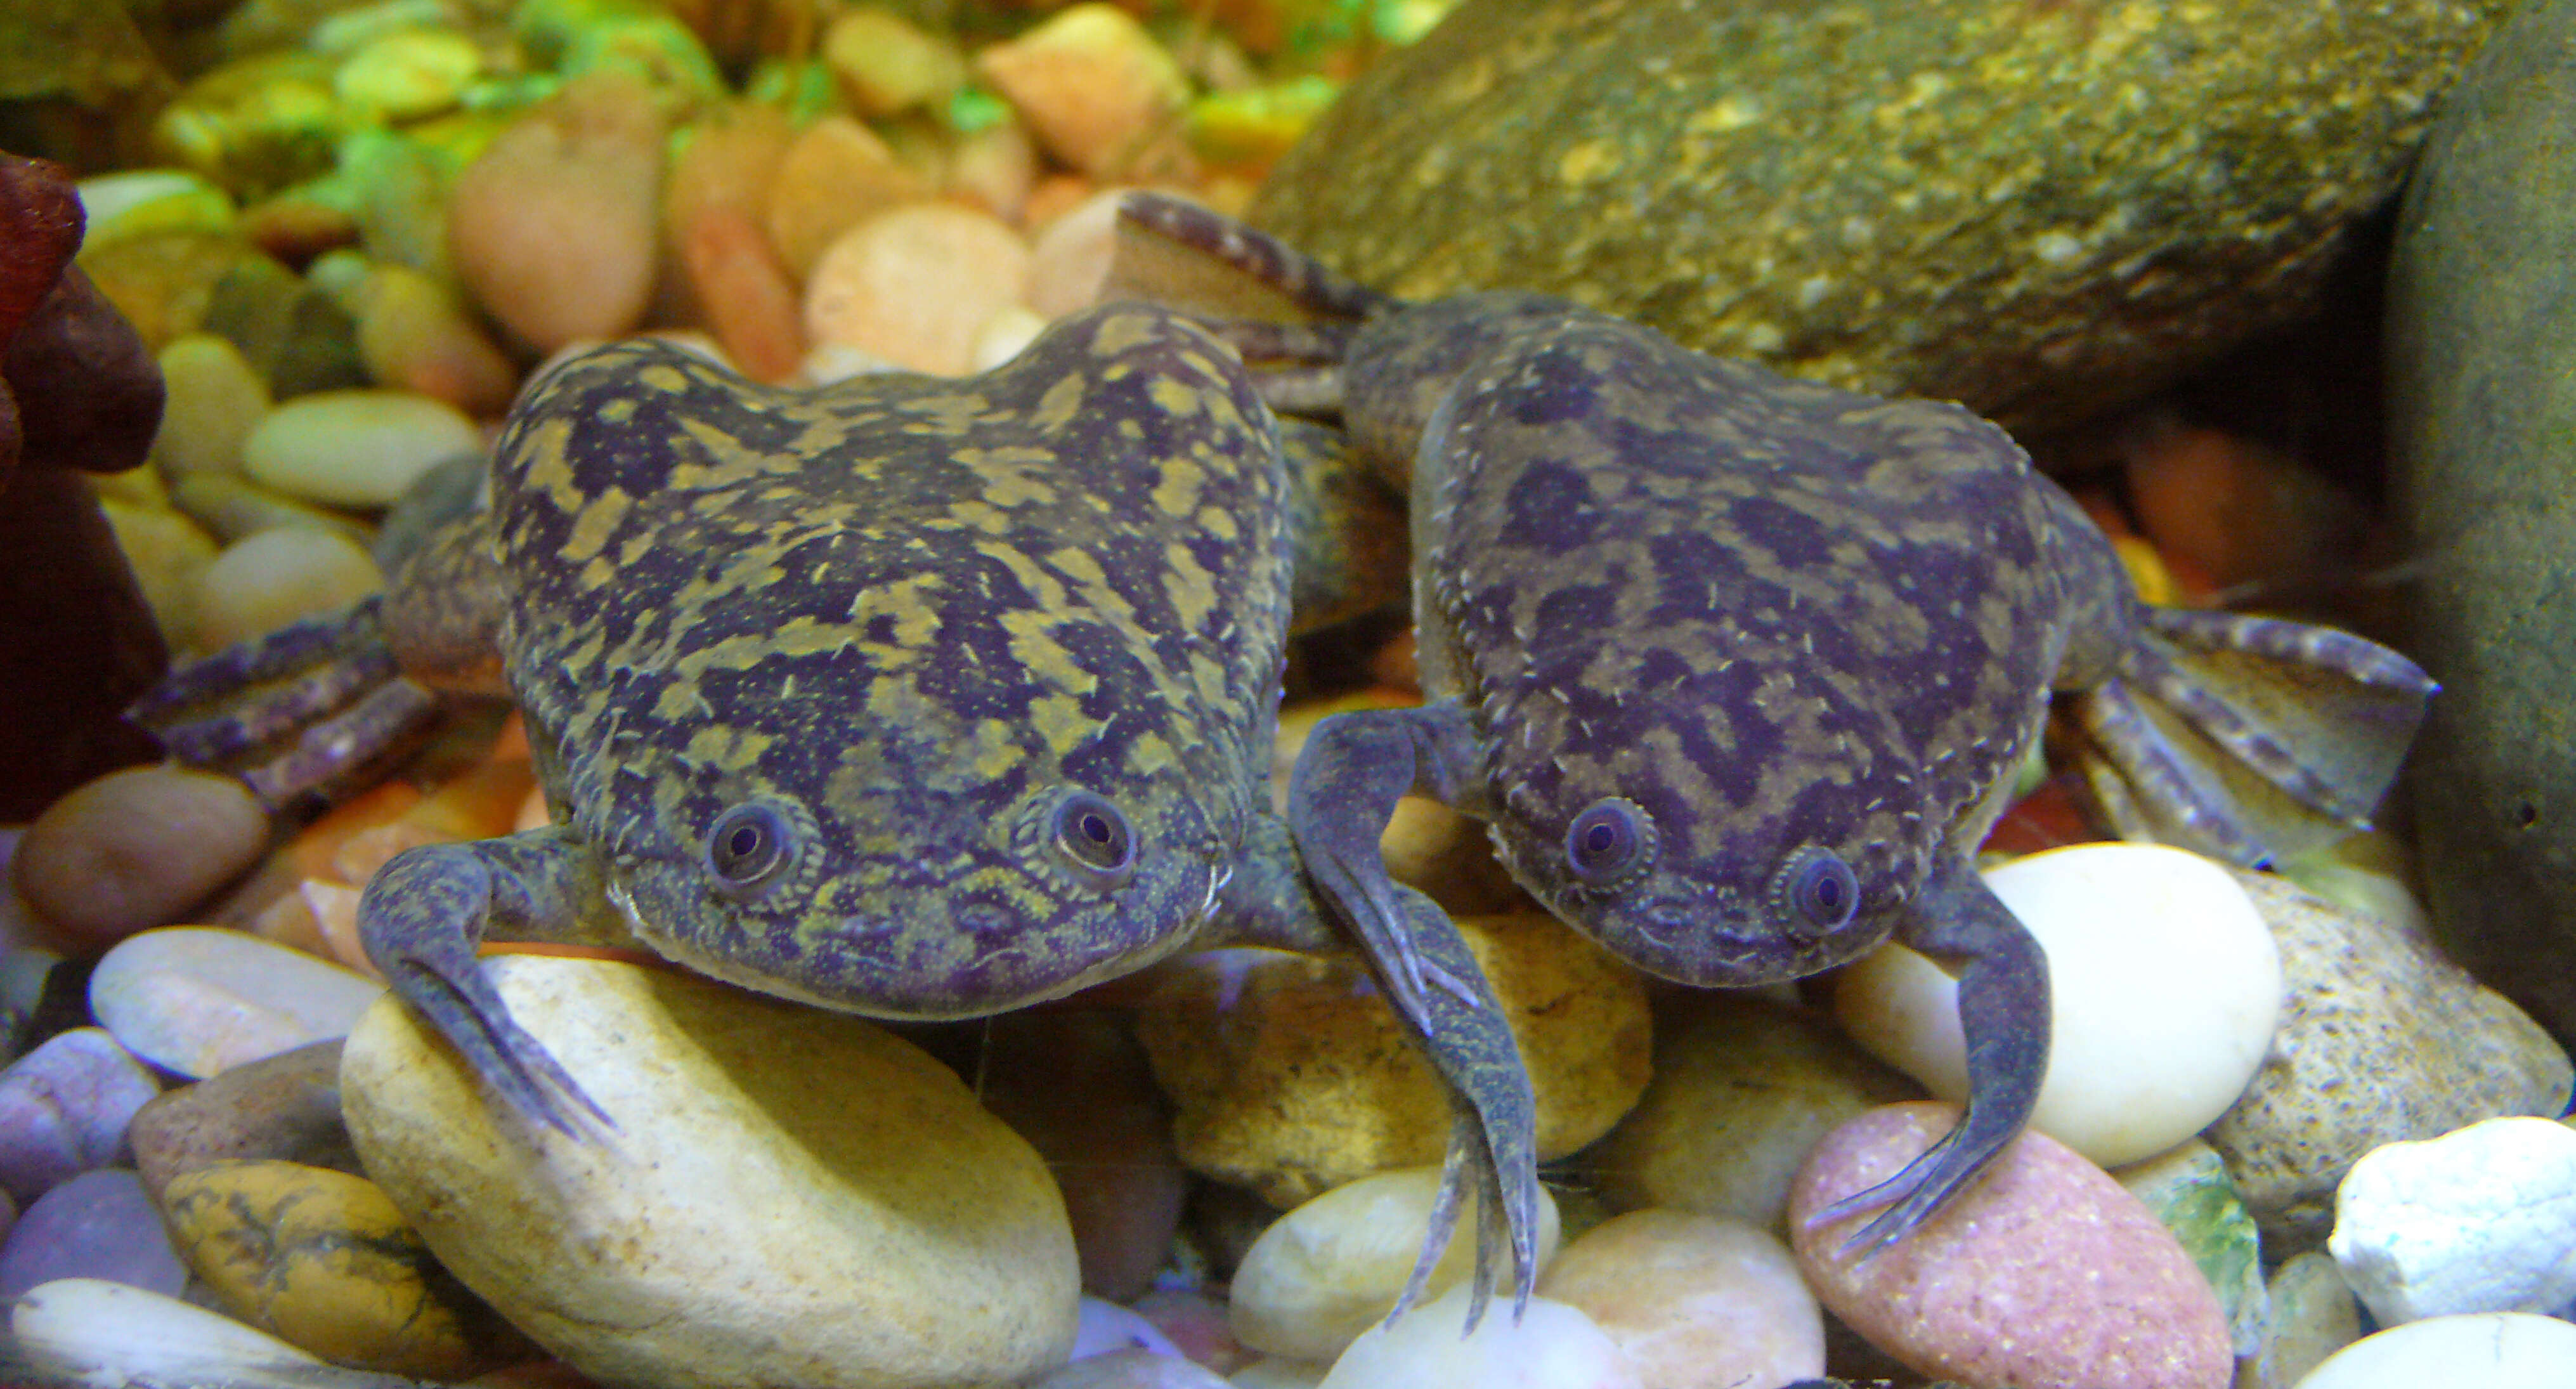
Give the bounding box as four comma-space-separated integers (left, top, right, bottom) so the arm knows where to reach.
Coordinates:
2114, 1138, 2269, 1358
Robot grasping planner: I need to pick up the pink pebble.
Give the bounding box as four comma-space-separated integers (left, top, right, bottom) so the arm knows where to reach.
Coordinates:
1788, 1102, 2230, 1389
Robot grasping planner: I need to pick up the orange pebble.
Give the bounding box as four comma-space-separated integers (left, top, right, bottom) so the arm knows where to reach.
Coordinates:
285, 781, 424, 882
405, 755, 540, 842
682, 205, 807, 382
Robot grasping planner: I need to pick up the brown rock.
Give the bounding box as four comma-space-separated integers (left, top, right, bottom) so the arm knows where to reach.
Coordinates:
802, 203, 1030, 376
762, 115, 924, 283
13, 765, 268, 951
446, 72, 666, 353
678, 205, 804, 383
128, 1038, 358, 1204
821, 8, 966, 119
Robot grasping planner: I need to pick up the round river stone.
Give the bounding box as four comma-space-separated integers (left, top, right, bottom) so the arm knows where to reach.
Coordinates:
1252, 0, 2509, 433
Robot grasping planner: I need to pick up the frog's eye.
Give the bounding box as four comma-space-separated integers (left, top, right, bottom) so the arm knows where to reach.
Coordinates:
706, 802, 796, 892
1050, 790, 1136, 888
1772, 846, 1859, 937
1564, 799, 1653, 886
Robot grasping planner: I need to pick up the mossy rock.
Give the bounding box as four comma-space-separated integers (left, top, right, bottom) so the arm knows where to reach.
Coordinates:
1253, 0, 2508, 433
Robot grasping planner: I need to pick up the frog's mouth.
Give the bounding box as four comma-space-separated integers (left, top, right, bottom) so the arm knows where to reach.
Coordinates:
1578, 887, 1894, 988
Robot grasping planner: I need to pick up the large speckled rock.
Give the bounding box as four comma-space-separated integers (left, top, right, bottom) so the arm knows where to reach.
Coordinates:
2202, 871, 2570, 1255
2390, 0, 2576, 1050
1136, 912, 1649, 1206
1251, 0, 2509, 433
341, 956, 1080, 1389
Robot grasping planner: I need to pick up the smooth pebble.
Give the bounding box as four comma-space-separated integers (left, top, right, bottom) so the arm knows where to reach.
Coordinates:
1076, 1297, 1186, 1360
2291, 1312, 2576, 1388
240, 388, 481, 509
352, 265, 519, 417
803, 202, 1032, 375
2327, 1116, 2576, 1324
1837, 842, 2280, 1166
187, 526, 384, 650
1791, 1102, 2232, 1389
0, 1169, 187, 1301
13, 766, 268, 951
341, 956, 1079, 1389
1228, 1164, 1564, 1363
1229, 1360, 1326, 1389
1537, 1210, 1824, 1389
762, 115, 924, 282
128, 1038, 359, 1202
1315, 1282, 1640, 1389
975, 4, 1190, 178
1034, 1347, 1235, 1389
0, 1028, 160, 1205
150, 332, 271, 483
12, 1278, 344, 1388
90, 926, 386, 1079
1026, 187, 1129, 317
821, 8, 965, 118
2258, 1251, 2364, 1389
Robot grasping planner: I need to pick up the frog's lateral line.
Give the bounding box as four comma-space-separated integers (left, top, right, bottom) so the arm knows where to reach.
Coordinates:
128, 303, 1542, 1326
1116, 191, 2436, 1253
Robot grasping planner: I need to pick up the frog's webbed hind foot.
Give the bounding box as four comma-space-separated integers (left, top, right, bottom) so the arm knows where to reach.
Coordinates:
2072, 606, 2436, 867
1810, 859, 2050, 1256
1111, 193, 1395, 323
126, 597, 443, 811
1287, 704, 1542, 1325
361, 837, 615, 1140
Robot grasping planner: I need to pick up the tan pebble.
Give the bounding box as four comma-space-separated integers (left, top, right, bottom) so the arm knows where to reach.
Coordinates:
240, 389, 481, 508
79, 229, 254, 353
150, 333, 272, 483
165, 1159, 521, 1378
1136, 913, 1650, 1206
975, 4, 1191, 178
762, 116, 925, 282
1026, 187, 1133, 317
188, 528, 382, 651
667, 101, 795, 235
246, 879, 336, 959
970, 304, 1048, 371
332, 29, 482, 124
680, 205, 806, 382
1230, 1166, 1564, 1362
797, 339, 902, 386
823, 8, 966, 117
514, 785, 551, 831
446, 72, 666, 353
1378, 796, 1531, 916
240, 195, 361, 267
805, 203, 1031, 375
947, 115, 1039, 225
1022, 173, 1101, 234
354, 265, 519, 417
13, 767, 269, 951
341, 957, 1080, 1388
97, 497, 219, 653
1537, 1210, 1825, 1389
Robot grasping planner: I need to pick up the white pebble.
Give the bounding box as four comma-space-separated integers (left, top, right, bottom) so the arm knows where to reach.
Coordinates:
1230, 1359, 1327, 1388
186, 527, 382, 651
1230, 1166, 1563, 1362
13, 1278, 332, 1388
240, 389, 482, 508
1537, 1210, 1823, 1388
89, 927, 386, 1079
1317, 1284, 1641, 1389
2292, 1312, 2576, 1388
2328, 1116, 2576, 1325
1835, 842, 2280, 1166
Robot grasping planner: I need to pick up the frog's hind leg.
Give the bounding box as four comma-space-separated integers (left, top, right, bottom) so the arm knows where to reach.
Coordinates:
1111, 192, 1396, 325
2071, 606, 2436, 867
1281, 702, 1542, 1327
127, 597, 444, 811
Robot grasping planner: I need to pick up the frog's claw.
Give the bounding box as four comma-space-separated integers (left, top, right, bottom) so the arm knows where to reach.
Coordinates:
1288, 702, 1542, 1326
1811, 858, 2048, 1256
126, 597, 444, 811
360, 839, 614, 1139
2074, 608, 2435, 867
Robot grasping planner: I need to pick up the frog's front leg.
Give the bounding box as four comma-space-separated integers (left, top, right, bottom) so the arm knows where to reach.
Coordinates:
1284, 703, 1540, 1327
1811, 856, 2050, 1255
360, 826, 632, 1138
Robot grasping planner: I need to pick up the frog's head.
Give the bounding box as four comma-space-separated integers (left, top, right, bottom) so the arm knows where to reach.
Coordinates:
579, 672, 1249, 1019
1478, 643, 1950, 989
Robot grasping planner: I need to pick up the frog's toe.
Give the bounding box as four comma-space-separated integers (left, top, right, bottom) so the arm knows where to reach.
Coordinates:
127, 597, 444, 811
1810, 1123, 1989, 1260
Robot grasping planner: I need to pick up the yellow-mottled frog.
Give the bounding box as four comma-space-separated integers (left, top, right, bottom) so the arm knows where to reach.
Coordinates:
131, 304, 1538, 1314
1111, 194, 2435, 1252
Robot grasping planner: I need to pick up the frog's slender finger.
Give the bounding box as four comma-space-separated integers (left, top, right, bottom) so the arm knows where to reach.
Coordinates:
2119, 641, 2375, 822
360, 842, 613, 1138
1816, 859, 2048, 1255
1391, 1121, 1472, 1324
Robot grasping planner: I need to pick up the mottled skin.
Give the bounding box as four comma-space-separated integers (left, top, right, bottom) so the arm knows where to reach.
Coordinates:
131, 304, 1538, 1319
1114, 193, 2436, 1251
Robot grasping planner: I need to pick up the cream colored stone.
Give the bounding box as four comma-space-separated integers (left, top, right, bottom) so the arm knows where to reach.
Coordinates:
763, 116, 925, 282
821, 8, 965, 118
13, 1278, 336, 1386
187, 527, 383, 651
1230, 1166, 1564, 1362
1537, 1211, 1823, 1389
1837, 843, 2282, 1166
96, 497, 217, 652
974, 4, 1190, 177
1138, 913, 1650, 1206
2293, 1312, 2576, 1389
341, 956, 1079, 1389
240, 389, 482, 509
972, 304, 1050, 372
1026, 186, 1129, 318
1591, 993, 1918, 1234
1317, 1283, 1641, 1389
150, 332, 271, 483
803, 203, 1031, 375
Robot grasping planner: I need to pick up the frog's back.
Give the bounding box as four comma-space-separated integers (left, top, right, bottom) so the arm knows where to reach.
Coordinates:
484, 307, 1292, 1015
1412, 311, 2069, 975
